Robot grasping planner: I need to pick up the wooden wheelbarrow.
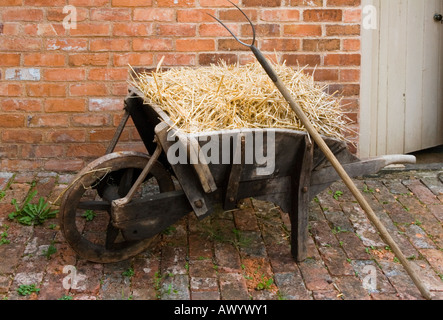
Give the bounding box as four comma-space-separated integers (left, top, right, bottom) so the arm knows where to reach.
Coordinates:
59, 88, 416, 265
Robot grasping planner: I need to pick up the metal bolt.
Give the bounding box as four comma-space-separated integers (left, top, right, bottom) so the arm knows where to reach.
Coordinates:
194, 200, 203, 208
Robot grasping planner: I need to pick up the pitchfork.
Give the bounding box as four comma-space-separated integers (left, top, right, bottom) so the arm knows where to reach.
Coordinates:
208, 1, 432, 300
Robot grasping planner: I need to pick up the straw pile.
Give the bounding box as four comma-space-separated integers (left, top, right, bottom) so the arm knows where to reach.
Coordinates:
131, 60, 352, 141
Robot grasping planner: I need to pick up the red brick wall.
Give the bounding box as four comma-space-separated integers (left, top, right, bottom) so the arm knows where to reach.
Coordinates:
0, 0, 361, 173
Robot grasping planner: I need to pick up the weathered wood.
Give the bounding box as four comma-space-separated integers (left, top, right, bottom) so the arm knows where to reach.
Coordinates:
290, 136, 314, 261
155, 122, 213, 219
223, 134, 245, 210
188, 136, 218, 193
113, 190, 193, 241
106, 109, 130, 154
310, 154, 416, 196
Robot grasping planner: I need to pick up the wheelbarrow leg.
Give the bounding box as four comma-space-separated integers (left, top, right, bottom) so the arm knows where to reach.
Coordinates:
290, 136, 314, 262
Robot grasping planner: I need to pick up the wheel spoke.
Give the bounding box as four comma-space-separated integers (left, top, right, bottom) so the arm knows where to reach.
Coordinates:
105, 222, 120, 249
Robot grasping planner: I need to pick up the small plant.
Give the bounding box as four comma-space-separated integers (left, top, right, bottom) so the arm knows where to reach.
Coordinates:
0, 225, 10, 245
0, 191, 5, 201
122, 268, 135, 278
42, 243, 57, 260
9, 191, 58, 226
333, 191, 344, 200
82, 209, 96, 222
162, 226, 176, 235
154, 271, 162, 298
255, 275, 274, 291
0, 232, 10, 245
413, 219, 422, 226
363, 185, 375, 194
332, 226, 347, 235
58, 295, 73, 300
17, 284, 40, 296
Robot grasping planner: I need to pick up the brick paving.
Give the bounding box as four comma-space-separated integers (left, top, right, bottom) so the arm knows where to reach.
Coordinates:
0, 167, 443, 301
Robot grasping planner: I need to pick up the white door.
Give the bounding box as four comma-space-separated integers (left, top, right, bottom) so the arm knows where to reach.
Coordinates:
359, 0, 443, 157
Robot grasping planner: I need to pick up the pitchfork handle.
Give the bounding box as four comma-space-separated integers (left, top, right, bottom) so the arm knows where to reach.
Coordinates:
251, 45, 278, 83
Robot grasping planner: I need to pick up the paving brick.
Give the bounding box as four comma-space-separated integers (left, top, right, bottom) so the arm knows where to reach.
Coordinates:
233, 208, 260, 231
219, 273, 250, 300
378, 260, 423, 300
419, 248, 443, 275
214, 242, 242, 273
189, 259, 217, 278
191, 290, 220, 300
420, 175, 443, 196
312, 290, 340, 300
342, 202, 385, 247
334, 276, 371, 300
238, 230, 267, 258
351, 260, 397, 294
190, 276, 219, 292
336, 232, 371, 260
274, 271, 311, 300
403, 179, 440, 205
161, 246, 188, 275
160, 274, 190, 300
0, 243, 24, 274
298, 258, 334, 291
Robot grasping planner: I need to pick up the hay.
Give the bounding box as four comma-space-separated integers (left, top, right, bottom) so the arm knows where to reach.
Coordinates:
131, 60, 353, 141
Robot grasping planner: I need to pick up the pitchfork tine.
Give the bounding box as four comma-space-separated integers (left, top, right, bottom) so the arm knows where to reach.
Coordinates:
207, 0, 256, 48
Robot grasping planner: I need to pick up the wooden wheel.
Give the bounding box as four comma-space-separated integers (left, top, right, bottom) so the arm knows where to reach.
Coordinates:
59, 151, 175, 263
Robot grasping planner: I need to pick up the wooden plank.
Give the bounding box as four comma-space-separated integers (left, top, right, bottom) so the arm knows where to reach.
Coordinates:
358, 0, 379, 158
359, 0, 381, 158
155, 122, 212, 219
376, 0, 390, 155
386, 0, 407, 155
422, 0, 441, 149
438, 0, 443, 142
290, 136, 313, 262
223, 134, 245, 210
113, 190, 193, 241
404, 0, 425, 153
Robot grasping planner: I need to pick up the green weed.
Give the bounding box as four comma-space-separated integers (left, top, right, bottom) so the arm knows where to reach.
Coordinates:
333, 191, 343, 200
42, 243, 57, 260
255, 275, 274, 291
122, 268, 135, 278
9, 191, 58, 226
17, 284, 40, 296
82, 209, 96, 222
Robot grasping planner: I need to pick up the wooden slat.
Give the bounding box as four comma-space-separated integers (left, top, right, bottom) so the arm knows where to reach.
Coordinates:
438, 0, 443, 141
359, 0, 381, 158
404, 0, 425, 153
376, 0, 390, 155
386, 0, 407, 155
422, 0, 442, 149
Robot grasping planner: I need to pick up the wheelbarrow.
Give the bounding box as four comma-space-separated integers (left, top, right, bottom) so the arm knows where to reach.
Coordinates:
59, 87, 416, 264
